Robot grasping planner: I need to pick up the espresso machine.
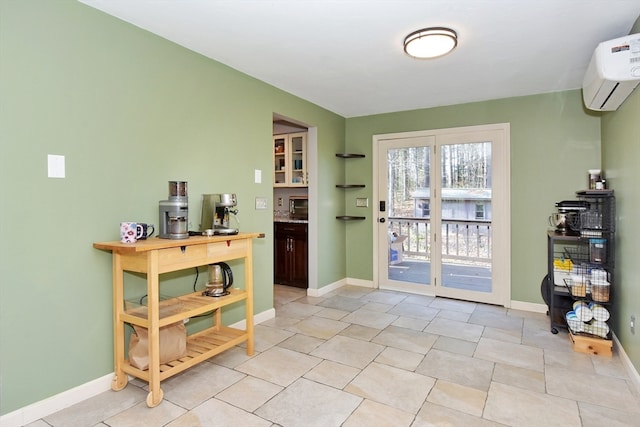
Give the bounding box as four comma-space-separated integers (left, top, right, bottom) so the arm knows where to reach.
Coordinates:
200, 193, 239, 235
158, 181, 189, 239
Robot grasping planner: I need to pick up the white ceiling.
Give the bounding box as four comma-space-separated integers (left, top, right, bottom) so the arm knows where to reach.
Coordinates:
79, 0, 639, 118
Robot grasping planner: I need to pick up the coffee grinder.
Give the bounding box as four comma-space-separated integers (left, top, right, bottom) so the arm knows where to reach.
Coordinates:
158, 181, 189, 239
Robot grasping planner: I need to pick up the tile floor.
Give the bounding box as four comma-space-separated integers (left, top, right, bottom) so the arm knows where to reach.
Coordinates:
29, 285, 640, 427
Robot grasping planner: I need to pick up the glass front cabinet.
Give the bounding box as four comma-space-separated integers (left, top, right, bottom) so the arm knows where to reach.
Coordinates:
274, 132, 307, 187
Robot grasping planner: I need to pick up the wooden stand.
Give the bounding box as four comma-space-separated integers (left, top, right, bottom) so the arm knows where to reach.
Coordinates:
94, 233, 262, 407
568, 330, 613, 357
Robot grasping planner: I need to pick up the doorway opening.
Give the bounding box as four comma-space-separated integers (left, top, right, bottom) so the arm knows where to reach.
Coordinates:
272, 114, 318, 291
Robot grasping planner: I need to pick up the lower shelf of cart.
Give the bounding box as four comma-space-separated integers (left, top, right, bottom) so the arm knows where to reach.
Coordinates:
121, 325, 248, 382
123, 289, 248, 327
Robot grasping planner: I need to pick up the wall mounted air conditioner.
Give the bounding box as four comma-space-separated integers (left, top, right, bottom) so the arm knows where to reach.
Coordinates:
582, 33, 640, 111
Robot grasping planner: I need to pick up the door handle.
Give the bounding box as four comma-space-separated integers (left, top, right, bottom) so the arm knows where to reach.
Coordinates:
379, 218, 386, 223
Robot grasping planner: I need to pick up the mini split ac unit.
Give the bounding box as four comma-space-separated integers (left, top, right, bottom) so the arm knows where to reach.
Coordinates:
583, 33, 640, 111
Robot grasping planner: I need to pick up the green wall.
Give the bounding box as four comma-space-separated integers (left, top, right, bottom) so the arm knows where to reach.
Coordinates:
0, 0, 345, 414
601, 53, 640, 372
344, 91, 602, 303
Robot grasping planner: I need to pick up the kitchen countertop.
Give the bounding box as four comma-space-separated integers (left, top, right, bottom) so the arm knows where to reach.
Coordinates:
274, 218, 308, 224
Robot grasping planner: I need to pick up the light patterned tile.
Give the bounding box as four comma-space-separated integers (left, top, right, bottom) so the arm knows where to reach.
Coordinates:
415, 402, 502, 427
345, 362, 435, 414
492, 363, 546, 393
304, 359, 362, 389
436, 309, 471, 322
166, 398, 271, 427
318, 295, 367, 312
256, 378, 362, 426
285, 315, 350, 339
429, 298, 476, 313
314, 306, 349, 320
375, 346, 425, 371
579, 401, 640, 426
417, 348, 494, 391
311, 335, 384, 369
236, 346, 321, 387
341, 308, 398, 329
545, 365, 639, 411
43, 386, 146, 427
253, 324, 295, 351
277, 333, 325, 353
483, 382, 581, 427
388, 302, 440, 321
360, 301, 394, 312
432, 336, 477, 357
426, 379, 487, 417
474, 337, 544, 372
275, 301, 323, 319
391, 315, 430, 331
372, 325, 437, 354
343, 399, 414, 427
215, 376, 283, 412
425, 317, 484, 342
482, 325, 522, 344
104, 399, 186, 427
160, 362, 245, 409
469, 310, 523, 331
339, 323, 382, 341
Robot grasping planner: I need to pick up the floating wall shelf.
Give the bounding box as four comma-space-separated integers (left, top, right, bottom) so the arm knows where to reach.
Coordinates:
336, 153, 366, 221
336, 153, 366, 158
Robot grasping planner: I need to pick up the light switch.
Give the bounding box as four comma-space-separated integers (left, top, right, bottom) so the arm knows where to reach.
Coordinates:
48, 154, 65, 178
254, 169, 262, 184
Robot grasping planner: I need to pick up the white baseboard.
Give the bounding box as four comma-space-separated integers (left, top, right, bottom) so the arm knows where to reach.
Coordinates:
230, 308, 276, 329
345, 277, 375, 288
613, 333, 640, 396
0, 373, 114, 427
307, 278, 346, 297
510, 300, 548, 313
0, 307, 277, 427
306, 277, 375, 297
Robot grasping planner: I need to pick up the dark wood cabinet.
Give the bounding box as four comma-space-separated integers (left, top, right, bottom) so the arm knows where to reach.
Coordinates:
274, 222, 308, 288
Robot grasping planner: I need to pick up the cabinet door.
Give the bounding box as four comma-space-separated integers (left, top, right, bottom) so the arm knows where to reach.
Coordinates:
289, 232, 308, 287
289, 133, 307, 187
274, 229, 288, 283
274, 136, 288, 187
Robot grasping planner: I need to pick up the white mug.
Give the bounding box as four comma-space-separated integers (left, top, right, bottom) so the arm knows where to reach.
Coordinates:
120, 222, 143, 243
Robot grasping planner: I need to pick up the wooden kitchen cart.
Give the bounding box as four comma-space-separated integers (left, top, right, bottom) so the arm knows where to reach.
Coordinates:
93, 233, 262, 407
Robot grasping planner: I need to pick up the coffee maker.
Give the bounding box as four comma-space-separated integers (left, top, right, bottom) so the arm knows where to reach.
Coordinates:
200, 193, 239, 235
158, 181, 189, 239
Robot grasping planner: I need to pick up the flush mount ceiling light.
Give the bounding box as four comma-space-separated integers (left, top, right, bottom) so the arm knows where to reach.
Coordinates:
403, 27, 458, 59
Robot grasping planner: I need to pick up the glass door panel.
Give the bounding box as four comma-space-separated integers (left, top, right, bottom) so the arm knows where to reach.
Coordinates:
439, 142, 493, 294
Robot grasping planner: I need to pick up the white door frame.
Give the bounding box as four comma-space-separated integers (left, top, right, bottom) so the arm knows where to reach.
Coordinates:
372, 123, 511, 307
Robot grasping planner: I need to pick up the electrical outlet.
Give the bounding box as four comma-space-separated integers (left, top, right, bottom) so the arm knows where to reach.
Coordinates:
255, 197, 268, 210
278, 197, 283, 207
631, 315, 636, 334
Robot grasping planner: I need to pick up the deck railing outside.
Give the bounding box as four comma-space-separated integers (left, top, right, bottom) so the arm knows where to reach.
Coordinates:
388, 217, 491, 263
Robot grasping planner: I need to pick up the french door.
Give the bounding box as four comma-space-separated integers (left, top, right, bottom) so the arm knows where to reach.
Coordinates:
375, 124, 510, 306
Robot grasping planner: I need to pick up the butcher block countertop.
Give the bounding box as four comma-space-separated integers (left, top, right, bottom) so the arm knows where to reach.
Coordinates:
94, 232, 264, 254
